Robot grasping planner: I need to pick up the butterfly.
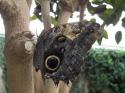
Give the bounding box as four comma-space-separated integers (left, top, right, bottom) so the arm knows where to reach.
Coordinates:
33, 21, 101, 85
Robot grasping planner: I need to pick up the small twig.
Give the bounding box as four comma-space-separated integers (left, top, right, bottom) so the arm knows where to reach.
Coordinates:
35, 30, 39, 38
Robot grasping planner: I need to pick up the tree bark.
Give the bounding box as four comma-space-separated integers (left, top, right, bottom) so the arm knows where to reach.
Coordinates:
34, 0, 59, 93
57, 9, 72, 26
0, 68, 6, 93
34, 69, 45, 93
0, 0, 34, 93
40, 0, 51, 30
59, 81, 72, 93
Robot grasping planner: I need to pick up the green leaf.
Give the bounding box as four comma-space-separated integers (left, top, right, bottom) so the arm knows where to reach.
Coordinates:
95, 0, 125, 26
102, 30, 108, 39
30, 15, 38, 21
115, 31, 122, 44
104, 0, 112, 4
97, 29, 108, 45
99, 8, 113, 23
87, 2, 96, 14
92, 0, 104, 4
112, 0, 125, 9
90, 18, 96, 22
97, 36, 103, 45
99, 8, 122, 25
122, 17, 125, 28
51, 17, 57, 26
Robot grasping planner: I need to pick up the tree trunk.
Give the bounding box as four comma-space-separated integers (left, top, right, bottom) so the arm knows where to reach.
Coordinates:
34, 69, 45, 93
0, 67, 6, 93
0, 0, 34, 93
34, 0, 72, 93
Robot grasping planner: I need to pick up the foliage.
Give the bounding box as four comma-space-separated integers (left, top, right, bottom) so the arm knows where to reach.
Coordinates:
1, 36, 125, 93
88, 0, 125, 44
32, 0, 125, 44
91, 0, 125, 25
0, 35, 7, 93
1, 0, 125, 93
115, 31, 122, 44
71, 49, 125, 93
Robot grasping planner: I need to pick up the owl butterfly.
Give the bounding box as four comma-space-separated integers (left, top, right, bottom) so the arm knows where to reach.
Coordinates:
33, 21, 101, 85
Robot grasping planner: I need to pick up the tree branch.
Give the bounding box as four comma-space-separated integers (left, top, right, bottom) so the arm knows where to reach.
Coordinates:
0, 0, 19, 18
1, 0, 34, 93
57, 0, 79, 92
5, 31, 34, 57
34, 70, 45, 93
45, 79, 59, 93
79, 0, 89, 22
59, 81, 72, 93
34, 0, 89, 93
26, 0, 32, 9
57, 0, 78, 26
39, 0, 51, 30
34, 0, 58, 93
57, 9, 72, 26
57, 1, 89, 92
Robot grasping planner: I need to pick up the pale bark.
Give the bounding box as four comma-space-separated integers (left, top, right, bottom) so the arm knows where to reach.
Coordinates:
40, 0, 51, 30
84, 79, 89, 93
79, 0, 89, 22
0, 0, 34, 93
0, 68, 6, 93
59, 81, 72, 93
57, 0, 79, 26
26, 0, 32, 8
45, 79, 59, 93
34, 0, 59, 93
57, 10, 72, 26
34, 69, 45, 93
57, 0, 73, 93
